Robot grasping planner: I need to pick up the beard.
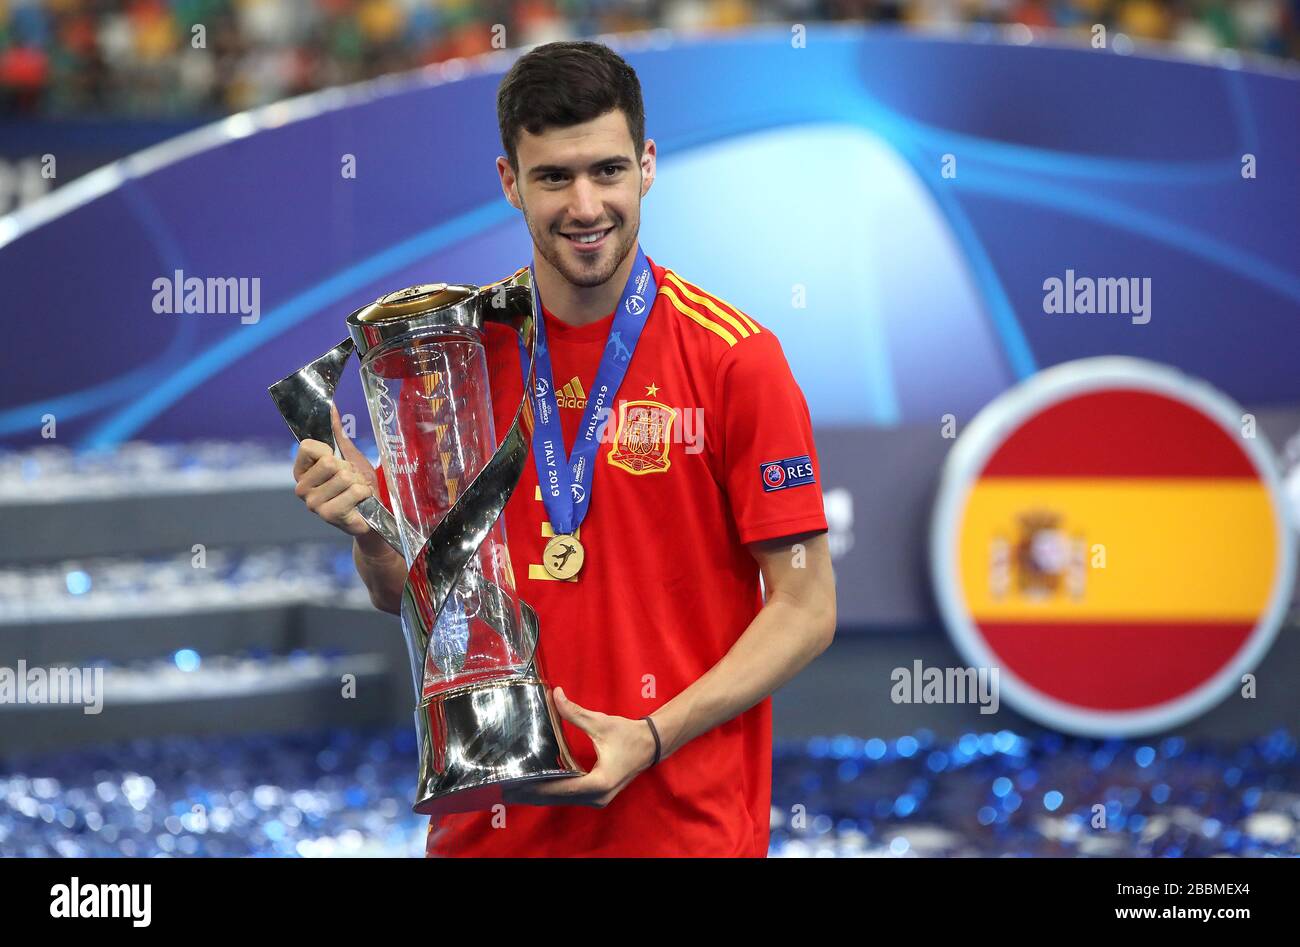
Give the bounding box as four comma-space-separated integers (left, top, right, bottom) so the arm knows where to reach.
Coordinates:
523, 203, 639, 290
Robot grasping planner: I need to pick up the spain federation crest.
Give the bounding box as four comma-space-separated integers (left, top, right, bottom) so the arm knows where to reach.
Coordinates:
607, 399, 677, 475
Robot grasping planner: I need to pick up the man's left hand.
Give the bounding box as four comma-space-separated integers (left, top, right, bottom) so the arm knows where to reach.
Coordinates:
502, 688, 658, 808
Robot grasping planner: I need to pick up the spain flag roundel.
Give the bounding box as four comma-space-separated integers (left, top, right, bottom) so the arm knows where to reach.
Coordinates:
931, 357, 1295, 737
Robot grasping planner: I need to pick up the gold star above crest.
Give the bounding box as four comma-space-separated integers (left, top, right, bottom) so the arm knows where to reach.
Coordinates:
644, 382, 660, 397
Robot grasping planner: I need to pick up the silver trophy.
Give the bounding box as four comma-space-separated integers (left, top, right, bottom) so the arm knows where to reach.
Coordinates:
269, 269, 582, 814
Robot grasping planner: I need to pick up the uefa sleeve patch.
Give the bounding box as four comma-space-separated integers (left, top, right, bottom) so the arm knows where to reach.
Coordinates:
760, 456, 816, 492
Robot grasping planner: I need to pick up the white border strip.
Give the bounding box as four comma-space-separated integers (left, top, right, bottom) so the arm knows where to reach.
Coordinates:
0, 50, 525, 252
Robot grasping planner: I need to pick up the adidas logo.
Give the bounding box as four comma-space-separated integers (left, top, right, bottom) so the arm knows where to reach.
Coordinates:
558, 376, 587, 409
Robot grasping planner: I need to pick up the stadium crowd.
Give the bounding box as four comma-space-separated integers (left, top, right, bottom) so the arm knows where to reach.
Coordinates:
0, 0, 1296, 115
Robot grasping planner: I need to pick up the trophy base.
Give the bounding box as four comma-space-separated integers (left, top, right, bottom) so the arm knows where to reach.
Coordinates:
413, 676, 582, 816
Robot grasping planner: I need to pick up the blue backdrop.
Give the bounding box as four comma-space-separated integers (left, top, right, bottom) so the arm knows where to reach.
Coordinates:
1, 27, 1296, 447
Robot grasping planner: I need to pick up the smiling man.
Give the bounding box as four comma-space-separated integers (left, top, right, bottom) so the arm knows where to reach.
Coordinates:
291, 40, 835, 857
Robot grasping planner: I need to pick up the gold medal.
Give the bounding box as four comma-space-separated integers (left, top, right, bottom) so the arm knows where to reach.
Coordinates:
542, 534, 585, 580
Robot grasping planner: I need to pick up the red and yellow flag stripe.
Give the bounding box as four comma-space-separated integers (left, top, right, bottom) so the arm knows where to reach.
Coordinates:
955, 388, 1283, 711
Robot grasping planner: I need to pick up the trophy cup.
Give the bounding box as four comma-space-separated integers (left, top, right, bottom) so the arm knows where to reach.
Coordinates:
268, 268, 582, 814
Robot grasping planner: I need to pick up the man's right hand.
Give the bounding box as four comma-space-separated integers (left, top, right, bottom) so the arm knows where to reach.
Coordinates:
292, 404, 380, 537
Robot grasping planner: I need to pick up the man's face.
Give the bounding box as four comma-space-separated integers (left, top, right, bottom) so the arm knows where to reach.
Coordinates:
498, 109, 655, 289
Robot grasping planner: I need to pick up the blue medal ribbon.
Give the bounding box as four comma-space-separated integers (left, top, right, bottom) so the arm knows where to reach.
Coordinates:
517, 245, 657, 537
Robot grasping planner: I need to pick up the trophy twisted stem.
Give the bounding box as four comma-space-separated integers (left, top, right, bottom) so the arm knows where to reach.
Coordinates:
268, 267, 580, 813
267, 270, 543, 697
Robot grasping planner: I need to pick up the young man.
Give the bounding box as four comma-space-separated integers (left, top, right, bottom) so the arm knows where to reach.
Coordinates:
291, 40, 835, 856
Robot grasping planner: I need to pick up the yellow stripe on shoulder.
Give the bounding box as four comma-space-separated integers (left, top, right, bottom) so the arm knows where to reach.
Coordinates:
663, 270, 762, 337
661, 284, 738, 347
663, 272, 751, 340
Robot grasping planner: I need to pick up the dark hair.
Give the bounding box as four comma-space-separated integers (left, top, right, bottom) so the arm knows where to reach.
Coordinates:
497, 41, 646, 173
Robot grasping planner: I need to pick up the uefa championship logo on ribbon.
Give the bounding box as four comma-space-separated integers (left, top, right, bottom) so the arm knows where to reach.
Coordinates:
268, 269, 581, 814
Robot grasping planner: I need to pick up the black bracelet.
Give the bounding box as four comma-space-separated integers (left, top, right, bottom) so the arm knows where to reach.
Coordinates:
642, 716, 662, 767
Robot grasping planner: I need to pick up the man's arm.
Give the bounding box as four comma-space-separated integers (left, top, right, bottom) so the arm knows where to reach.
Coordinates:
504, 529, 835, 808
647, 528, 835, 758
291, 405, 406, 615
351, 530, 406, 616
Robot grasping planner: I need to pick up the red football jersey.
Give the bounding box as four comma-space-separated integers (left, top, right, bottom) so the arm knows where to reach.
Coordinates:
375, 255, 827, 856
